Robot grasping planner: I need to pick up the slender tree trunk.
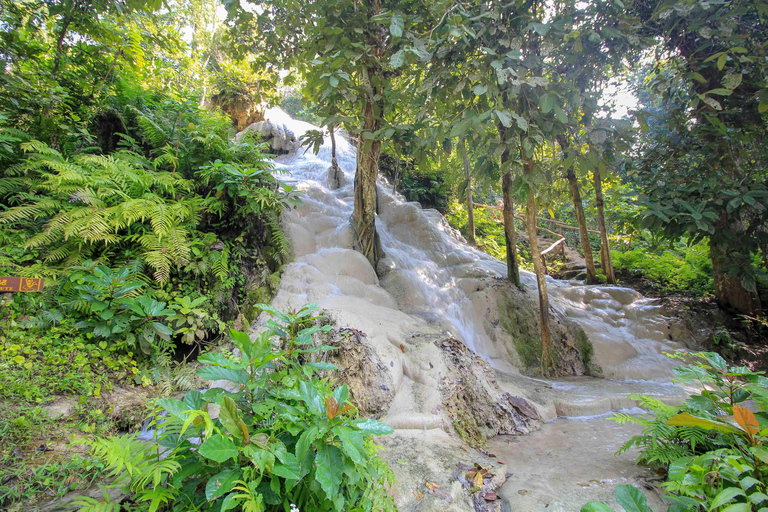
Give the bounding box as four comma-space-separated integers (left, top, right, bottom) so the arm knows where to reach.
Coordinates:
330, 125, 338, 167
51, 0, 77, 79
352, 3, 383, 268
392, 153, 400, 194
593, 168, 615, 284
522, 152, 551, 372
502, 171, 520, 288
499, 125, 520, 287
461, 136, 475, 245
557, 136, 597, 283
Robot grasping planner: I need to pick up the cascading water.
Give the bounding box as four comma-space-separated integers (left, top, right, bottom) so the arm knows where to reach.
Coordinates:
258, 107, 684, 384
241, 109, 690, 511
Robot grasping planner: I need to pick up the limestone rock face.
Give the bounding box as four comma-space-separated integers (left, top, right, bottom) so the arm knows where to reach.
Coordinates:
237, 119, 300, 153
209, 89, 265, 131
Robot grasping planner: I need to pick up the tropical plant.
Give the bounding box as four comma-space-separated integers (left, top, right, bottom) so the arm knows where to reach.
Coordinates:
74, 303, 396, 512
612, 352, 768, 510
0, 143, 202, 282
582, 484, 655, 512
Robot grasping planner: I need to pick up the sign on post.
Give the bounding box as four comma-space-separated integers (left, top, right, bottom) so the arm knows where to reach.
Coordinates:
0, 277, 45, 292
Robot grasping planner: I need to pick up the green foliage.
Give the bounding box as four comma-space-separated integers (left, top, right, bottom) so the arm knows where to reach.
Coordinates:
77, 304, 396, 511
0, 320, 138, 404
613, 244, 714, 296
582, 484, 654, 512
612, 352, 768, 511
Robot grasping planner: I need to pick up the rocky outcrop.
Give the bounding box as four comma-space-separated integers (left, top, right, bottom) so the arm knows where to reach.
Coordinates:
435, 337, 540, 447
236, 119, 299, 154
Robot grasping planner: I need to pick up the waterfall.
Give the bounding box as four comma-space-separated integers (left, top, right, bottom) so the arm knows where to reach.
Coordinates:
259, 107, 683, 389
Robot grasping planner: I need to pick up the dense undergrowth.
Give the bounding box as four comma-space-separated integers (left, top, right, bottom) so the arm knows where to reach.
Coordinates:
0, 3, 297, 507
602, 352, 768, 511
74, 303, 396, 512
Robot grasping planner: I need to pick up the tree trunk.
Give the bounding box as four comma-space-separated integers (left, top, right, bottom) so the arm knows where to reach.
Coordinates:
522, 153, 551, 372
710, 227, 762, 316
502, 171, 520, 288
352, 6, 383, 269
557, 136, 597, 284
51, 0, 77, 79
593, 168, 615, 284
392, 153, 400, 194
461, 136, 476, 245
330, 125, 338, 168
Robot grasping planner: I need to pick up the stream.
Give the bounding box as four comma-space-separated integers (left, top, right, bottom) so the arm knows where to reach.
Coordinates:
251, 108, 688, 511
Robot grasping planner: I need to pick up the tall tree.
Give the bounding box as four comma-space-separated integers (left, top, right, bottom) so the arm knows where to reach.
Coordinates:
632, 0, 768, 315
226, 0, 444, 269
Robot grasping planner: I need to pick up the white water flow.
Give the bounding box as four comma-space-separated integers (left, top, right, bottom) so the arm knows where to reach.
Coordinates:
256, 108, 684, 428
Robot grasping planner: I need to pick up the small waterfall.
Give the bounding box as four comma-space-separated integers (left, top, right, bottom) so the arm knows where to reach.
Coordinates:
262, 107, 684, 383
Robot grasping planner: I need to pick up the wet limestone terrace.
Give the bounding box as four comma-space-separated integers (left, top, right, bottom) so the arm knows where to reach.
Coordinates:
245, 108, 691, 511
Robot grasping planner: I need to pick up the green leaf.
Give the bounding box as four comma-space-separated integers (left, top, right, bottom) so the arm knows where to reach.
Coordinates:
581, 503, 614, 512
296, 426, 319, 460
272, 453, 301, 480
390, 49, 405, 69
218, 396, 243, 440
205, 468, 240, 501
717, 53, 728, 70
315, 444, 343, 500
722, 73, 743, 90
335, 426, 365, 464
197, 366, 248, 384
495, 110, 512, 128
473, 84, 488, 96
707, 88, 732, 96
329, 76, 339, 87
554, 104, 568, 124
711, 488, 746, 510
390, 14, 404, 38
198, 434, 239, 463
156, 398, 189, 420
299, 380, 325, 415
721, 504, 751, 512
615, 485, 652, 512
540, 93, 554, 113
352, 418, 393, 435
220, 493, 241, 512
666, 412, 740, 434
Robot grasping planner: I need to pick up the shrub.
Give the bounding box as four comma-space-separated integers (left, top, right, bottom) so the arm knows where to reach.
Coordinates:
612, 243, 713, 296
75, 304, 397, 512
611, 352, 768, 511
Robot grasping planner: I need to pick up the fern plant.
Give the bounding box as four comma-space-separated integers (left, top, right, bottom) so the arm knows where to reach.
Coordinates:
0, 142, 202, 282
612, 393, 716, 468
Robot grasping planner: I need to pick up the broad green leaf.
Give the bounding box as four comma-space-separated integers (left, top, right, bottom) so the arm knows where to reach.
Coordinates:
352, 418, 393, 435
335, 426, 365, 464
615, 485, 652, 512
473, 84, 488, 96
581, 503, 614, 512
220, 493, 241, 512
717, 53, 728, 70
390, 14, 404, 38
315, 444, 343, 500
272, 453, 301, 480
299, 380, 325, 415
197, 366, 248, 384
205, 468, 240, 501
554, 104, 568, 124
198, 434, 238, 463
391, 49, 405, 69
296, 426, 319, 460
219, 396, 243, 440
666, 412, 740, 434
495, 110, 512, 128
711, 487, 746, 509
540, 93, 554, 113
156, 398, 189, 420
